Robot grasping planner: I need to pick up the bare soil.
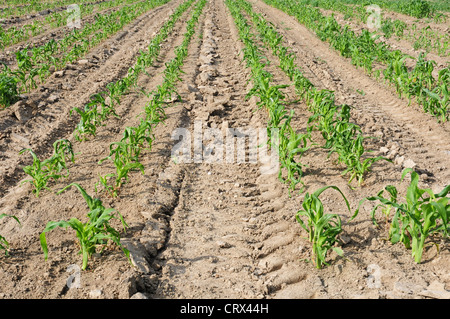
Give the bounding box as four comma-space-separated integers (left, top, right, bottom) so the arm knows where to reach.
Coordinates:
0, 0, 449, 300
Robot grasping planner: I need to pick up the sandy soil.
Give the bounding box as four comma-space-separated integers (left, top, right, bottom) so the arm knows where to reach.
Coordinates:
0, 0, 449, 299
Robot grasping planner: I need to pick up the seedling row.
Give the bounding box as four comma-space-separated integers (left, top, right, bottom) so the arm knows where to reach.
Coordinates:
226, 0, 449, 268
1, 0, 207, 271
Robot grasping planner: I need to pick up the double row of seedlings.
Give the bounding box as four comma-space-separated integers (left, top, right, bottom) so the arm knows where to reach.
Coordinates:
238, 0, 389, 189
227, 0, 450, 269
39, 0, 207, 271
0, 0, 171, 108
95, 0, 205, 197
71, 0, 197, 142
261, 0, 450, 122
16, 0, 195, 198
0, 0, 144, 49
226, 0, 350, 270
226, 0, 312, 195
302, 0, 449, 56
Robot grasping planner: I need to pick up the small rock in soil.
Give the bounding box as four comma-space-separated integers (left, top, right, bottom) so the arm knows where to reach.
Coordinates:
89, 289, 103, 298
402, 159, 416, 169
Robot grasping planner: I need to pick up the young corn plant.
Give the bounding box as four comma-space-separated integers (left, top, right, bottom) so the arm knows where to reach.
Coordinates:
0, 63, 20, 108
95, 173, 117, 198
353, 169, 450, 264
296, 186, 352, 269
70, 103, 101, 141
19, 139, 75, 197
98, 140, 145, 197
45, 139, 76, 177
90, 92, 119, 122
40, 183, 130, 270
338, 134, 391, 187
0, 214, 21, 256
19, 149, 63, 197
278, 111, 313, 193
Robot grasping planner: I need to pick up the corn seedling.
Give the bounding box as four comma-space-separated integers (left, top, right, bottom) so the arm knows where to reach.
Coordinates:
19, 139, 75, 197
98, 140, 146, 197
0, 63, 19, 108
278, 111, 313, 193
296, 185, 352, 269
95, 173, 118, 198
19, 149, 62, 197
45, 139, 76, 177
353, 169, 450, 263
0, 214, 20, 256
40, 183, 130, 270
70, 102, 101, 141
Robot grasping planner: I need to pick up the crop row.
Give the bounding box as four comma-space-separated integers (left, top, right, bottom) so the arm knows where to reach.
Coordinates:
227, 0, 450, 268
0, 0, 143, 50
262, 0, 450, 122
1, 0, 207, 271
95, 0, 206, 199
300, 0, 449, 56
226, 0, 367, 268
71, 0, 196, 143
236, 0, 389, 189
0, 0, 171, 109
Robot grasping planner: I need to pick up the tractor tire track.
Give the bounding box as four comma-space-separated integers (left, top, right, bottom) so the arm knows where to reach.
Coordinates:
146, 0, 302, 298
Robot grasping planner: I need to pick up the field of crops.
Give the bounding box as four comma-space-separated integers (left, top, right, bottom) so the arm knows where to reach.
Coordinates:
0, 0, 449, 300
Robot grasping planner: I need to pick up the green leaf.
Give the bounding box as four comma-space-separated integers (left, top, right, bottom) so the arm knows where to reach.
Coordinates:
332, 246, 344, 256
